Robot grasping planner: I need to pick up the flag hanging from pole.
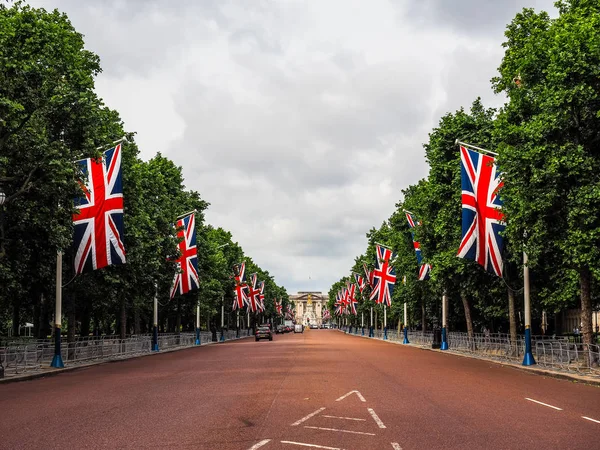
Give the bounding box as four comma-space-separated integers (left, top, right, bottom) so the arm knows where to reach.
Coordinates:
363, 263, 374, 288
457, 144, 505, 277
73, 144, 126, 273
369, 244, 396, 307
346, 282, 358, 315
247, 273, 261, 313
232, 263, 249, 310
169, 213, 199, 299
354, 273, 366, 293
405, 211, 431, 280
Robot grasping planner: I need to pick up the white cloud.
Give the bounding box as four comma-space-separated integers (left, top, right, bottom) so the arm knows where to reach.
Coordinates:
29, 0, 558, 294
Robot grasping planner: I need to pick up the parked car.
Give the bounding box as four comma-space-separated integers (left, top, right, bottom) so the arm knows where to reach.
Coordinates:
294, 324, 304, 333
255, 326, 273, 342
276, 325, 285, 334
309, 324, 317, 329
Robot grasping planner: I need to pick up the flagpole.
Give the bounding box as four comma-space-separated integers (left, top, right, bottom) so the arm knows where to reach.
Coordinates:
383, 305, 388, 340
195, 300, 201, 345
441, 292, 448, 350
152, 285, 159, 351
50, 250, 64, 368
220, 293, 225, 342
236, 310, 240, 338
370, 306, 374, 338
361, 311, 364, 336
522, 246, 536, 365
403, 302, 410, 344
455, 139, 498, 156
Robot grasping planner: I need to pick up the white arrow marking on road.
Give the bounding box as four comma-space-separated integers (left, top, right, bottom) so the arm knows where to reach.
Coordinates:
368, 408, 386, 428
304, 426, 375, 436
248, 439, 271, 450
335, 390, 366, 402
391, 443, 403, 450
281, 441, 346, 449
292, 407, 326, 426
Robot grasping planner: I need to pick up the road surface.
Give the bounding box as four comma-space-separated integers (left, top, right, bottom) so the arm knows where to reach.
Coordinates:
1, 330, 599, 449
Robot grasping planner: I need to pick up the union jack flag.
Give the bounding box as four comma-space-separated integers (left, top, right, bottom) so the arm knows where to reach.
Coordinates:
275, 299, 283, 315
322, 309, 331, 320
346, 282, 358, 315
363, 263, 374, 288
246, 273, 261, 313
232, 263, 249, 310
285, 304, 295, 320
369, 244, 396, 307
405, 211, 432, 280
73, 144, 126, 273
457, 145, 505, 277
257, 280, 266, 312
334, 291, 344, 315
169, 213, 199, 299
354, 273, 366, 293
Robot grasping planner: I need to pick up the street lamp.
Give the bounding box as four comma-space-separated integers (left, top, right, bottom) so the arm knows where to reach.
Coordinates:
217, 243, 229, 342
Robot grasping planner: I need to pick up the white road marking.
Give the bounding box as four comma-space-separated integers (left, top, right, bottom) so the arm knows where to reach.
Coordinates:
335, 390, 366, 402
281, 441, 345, 449
292, 407, 326, 426
525, 398, 563, 411
368, 408, 386, 428
304, 426, 376, 436
391, 443, 403, 450
248, 439, 271, 449
582, 416, 600, 424
322, 415, 366, 421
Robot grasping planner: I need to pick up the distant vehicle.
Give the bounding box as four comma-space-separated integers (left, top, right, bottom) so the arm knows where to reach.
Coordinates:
276, 325, 285, 334
323, 323, 330, 329
284, 320, 294, 328
294, 324, 304, 333
255, 326, 273, 342
309, 324, 317, 329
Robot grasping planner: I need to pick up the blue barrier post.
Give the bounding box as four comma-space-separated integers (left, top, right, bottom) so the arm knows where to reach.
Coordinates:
440, 292, 449, 350
403, 327, 410, 344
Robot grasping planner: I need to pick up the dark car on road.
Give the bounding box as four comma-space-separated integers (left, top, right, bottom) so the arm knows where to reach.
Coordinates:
255, 326, 273, 342
276, 325, 285, 334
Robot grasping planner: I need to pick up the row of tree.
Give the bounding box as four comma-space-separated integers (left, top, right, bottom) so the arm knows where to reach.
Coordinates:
0, 3, 290, 340
328, 1, 600, 346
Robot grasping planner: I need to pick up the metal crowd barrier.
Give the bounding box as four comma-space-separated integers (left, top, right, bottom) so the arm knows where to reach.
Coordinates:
0, 330, 251, 378
341, 328, 600, 377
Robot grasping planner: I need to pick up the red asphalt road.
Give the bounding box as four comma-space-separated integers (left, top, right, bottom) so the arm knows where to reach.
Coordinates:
1, 330, 600, 450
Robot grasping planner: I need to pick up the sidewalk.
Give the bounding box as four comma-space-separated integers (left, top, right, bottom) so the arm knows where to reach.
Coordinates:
0, 336, 250, 384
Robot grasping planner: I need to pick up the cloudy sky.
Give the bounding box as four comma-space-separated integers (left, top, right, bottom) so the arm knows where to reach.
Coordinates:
31, 0, 557, 294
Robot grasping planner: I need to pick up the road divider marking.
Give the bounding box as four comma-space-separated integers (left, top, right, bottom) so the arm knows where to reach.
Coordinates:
336, 390, 366, 402
525, 398, 563, 410
304, 426, 376, 436
391, 443, 403, 450
368, 408, 386, 428
292, 407, 326, 426
248, 439, 271, 449
322, 415, 366, 421
281, 441, 345, 449
582, 416, 600, 424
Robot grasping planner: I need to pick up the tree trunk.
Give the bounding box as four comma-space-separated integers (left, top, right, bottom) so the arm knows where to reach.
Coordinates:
11, 298, 20, 337
508, 288, 518, 357
460, 292, 474, 350
134, 304, 141, 335
120, 297, 127, 339
80, 302, 91, 338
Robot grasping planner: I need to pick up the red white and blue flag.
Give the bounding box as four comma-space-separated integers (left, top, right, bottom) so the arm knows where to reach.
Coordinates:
346, 282, 358, 315
73, 144, 126, 274
457, 145, 505, 277
354, 273, 366, 293
232, 262, 248, 310
275, 299, 283, 316
369, 244, 396, 307
169, 213, 199, 299
247, 273, 261, 313
323, 309, 331, 320
405, 211, 432, 280
363, 263, 374, 288
257, 280, 266, 312
285, 304, 295, 320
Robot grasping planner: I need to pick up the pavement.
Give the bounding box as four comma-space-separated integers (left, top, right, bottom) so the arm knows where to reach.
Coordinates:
1, 329, 599, 449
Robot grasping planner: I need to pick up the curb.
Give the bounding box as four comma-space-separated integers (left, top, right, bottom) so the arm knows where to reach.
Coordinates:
339, 330, 600, 387
0, 336, 252, 384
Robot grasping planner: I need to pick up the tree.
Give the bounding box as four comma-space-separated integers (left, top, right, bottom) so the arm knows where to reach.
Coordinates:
493, 1, 600, 347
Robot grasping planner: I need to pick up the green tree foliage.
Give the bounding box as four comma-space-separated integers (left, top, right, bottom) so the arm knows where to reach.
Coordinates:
0, 3, 287, 338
